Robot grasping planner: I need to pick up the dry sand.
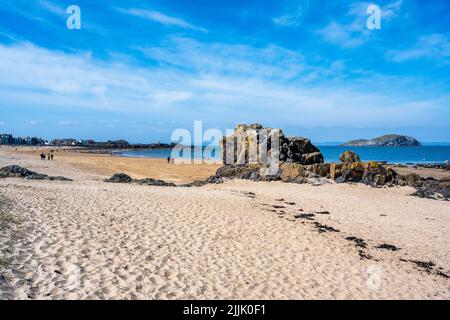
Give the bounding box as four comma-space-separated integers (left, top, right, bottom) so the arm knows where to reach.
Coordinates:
2, 146, 220, 184
0, 147, 449, 299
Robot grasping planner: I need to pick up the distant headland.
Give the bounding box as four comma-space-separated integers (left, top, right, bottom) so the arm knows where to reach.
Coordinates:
341, 134, 421, 147
0, 133, 175, 150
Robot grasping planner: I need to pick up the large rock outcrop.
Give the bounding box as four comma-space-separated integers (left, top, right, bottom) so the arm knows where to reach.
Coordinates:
221, 124, 324, 166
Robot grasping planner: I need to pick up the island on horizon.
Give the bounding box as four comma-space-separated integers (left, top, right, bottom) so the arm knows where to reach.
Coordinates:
341, 134, 422, 147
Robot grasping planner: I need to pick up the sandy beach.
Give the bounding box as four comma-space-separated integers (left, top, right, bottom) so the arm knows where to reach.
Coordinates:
0, 146, 449, 299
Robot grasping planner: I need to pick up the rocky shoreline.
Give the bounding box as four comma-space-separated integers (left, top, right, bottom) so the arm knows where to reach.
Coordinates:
395, 162, 450, 170
214, 124, 450, 200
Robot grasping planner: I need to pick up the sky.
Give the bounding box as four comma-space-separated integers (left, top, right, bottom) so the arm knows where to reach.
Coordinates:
0, 0, 450, 143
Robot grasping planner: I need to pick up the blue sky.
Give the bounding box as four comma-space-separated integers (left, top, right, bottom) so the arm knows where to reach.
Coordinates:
0, 0, 450, 143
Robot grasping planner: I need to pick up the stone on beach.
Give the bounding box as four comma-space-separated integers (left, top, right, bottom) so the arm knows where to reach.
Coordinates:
104, 173, 221, 187
136, 178, 176, 187
280, 163, 305, 182
104, 173, 133, 183
339, 150, 361, 163
0, 165, 72, 181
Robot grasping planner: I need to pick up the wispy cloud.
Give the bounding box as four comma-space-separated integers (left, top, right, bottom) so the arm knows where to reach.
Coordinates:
382, 0, 403, 20
27, 120, 43, 125
57, 120, 78, 126
0, 40, 448, 129
117, 8, 207, 32
317, 22, 367, 48
139, 37, 307, 81
387, 34, 450, 63
318, 0, 403, 48
38, 0, 66, 15
273, 0, 310, 27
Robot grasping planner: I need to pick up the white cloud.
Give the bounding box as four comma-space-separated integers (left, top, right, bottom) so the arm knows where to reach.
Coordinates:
38, 0, 66, 15
58, 121, 77, 126
387, 34, 450, 63
317, 22, 367, 48
318, 1, 403, 48
117, 8, 207, 33
273, 0, 310, 27
0, 40, 448, 128
27, 120, 43, 125
383, 0, 403, 20
139, 37, 307, 81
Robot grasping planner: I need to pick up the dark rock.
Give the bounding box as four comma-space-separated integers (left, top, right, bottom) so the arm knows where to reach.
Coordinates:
339, 150, 361, 163
375, 244, 400, 251
0, 165, 34, 178
360, 162, 398, 186
0, 165, 72, 181
335, 171, 349, 183
284, 137, 320, 158
104, 173, 133, 183
346, 236, 367, 248
136, 178, 176, 187
294, 213, 315, 220
301, 152, 324, 165
439, 176, 450, 189
402, 173, 423, 187
409, 260, 435, 274
49, 176, 73, 181
206, 175, 223, 184
305, 163, 330, 178
358, 250, 374, 260
179, 175, 224, 187
222, 124, 323, 166
313, 222, 340, 233
284, 137, 322, 164
26, 174, 73, 181
410, 188, 441, 200
215, 164, 260, 180
407, 175, 449, 200
24, 173, 49, 180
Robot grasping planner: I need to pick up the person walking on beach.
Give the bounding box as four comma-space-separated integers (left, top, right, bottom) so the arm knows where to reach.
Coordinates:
167, 156, 171, 163
40, 153, 45, 160
47, 153, 51, 160
50, 153, 54, 160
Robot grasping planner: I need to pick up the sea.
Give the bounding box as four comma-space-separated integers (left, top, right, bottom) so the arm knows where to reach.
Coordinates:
117, 144, 450, 164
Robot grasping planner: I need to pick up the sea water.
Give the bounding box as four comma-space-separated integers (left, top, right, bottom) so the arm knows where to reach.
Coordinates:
117, 145, 450, 164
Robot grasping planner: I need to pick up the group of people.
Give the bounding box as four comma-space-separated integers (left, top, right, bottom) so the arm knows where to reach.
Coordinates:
40, 151, 54, 160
